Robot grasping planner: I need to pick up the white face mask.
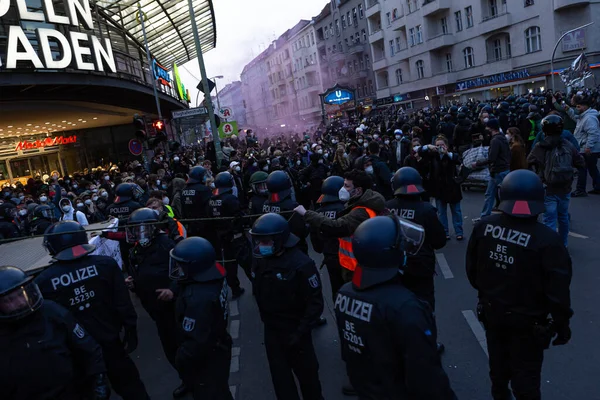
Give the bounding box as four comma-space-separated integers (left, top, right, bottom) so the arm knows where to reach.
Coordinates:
483, 118, 489, 123
324, 153, 329, 158
92, 189, 98, 193
62, 205, 72, 212
92, 196, 99, 201
253, 162, 258, 167
296, 160, 301, 166
263, 166, 269, 171
365, 166, 374, 175
318, 159, 324, 164
235, 166, 241, 172
332, 139, 337, 144
317, 149, 323, 154
338, 187, 350, 202
358, 139, 364, 143
19, 209, 27, 216
174, 157, 180, 162
104, 175, 110, 181
73, 184, 78, 189
303, 146, 308, 151
395, 135, 401, 140
363, 143, 368, 148
373, 134, 379, 139
84, 199, 92, 205
163, 197, 170, 205
76, 203, 84, 208
101, 192, 108, 198
384, 140, 390, 145
40, 196, 48, 202
156, 180, 161, 185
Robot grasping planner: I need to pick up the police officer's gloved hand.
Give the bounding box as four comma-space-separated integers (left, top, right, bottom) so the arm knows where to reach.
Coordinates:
122, 326, 139, 354
552, 324, 571, 346
90, 373, 111, 400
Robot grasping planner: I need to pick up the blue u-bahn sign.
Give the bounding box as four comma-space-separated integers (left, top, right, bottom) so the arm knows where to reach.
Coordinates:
322, 86, 355, 105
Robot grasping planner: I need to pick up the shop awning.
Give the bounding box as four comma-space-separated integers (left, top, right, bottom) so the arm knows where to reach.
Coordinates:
94, 0, 216, 67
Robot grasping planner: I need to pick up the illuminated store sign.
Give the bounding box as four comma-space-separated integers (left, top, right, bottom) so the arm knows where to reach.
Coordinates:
172, 62, 190, 103
0, 0, 116, 73
324, 89, 354, 105
153, 59, 171, 87
15, 135, 78, 151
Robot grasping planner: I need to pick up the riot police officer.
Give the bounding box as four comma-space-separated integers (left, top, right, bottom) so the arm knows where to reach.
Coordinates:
310, 175, 345, 300
0, 203, 20, 241
36, 221, 149, 400
126, 208, 187, 398
29, 204, 55, 236
0, 265, 110, 400
107, 182, 143, 273
181, 166, 212, 236
248, 171, 269, 219
208, 172, 248, 297
250, 213, 324, 400
169, 237, 233, 400
334, 216, 457, 399
466, 170, 573, 400
262, 170, 308, 253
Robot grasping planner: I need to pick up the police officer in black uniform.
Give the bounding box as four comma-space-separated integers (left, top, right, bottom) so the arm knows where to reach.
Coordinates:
181, 166, 212, 236
250, 213, 324, 400
310, 175, 345, 300
0, 265, 110, 400
0, 203, 20, 241
126, 208, 187, 398
334, 216, 457, 399
466, 169, 573, 400
262, 170, 308, 253
208, 172, 247, 297
36, 221, 149, 400
107, 183, 143, 273
29, 204, 55, 236
248, 171, 269, 220
169, 237, 234, 400
385, 167, 448, 352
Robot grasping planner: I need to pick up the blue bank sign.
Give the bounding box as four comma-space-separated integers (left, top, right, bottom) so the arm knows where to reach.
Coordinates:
456, 69, 530, 91
324, 89, 355, 105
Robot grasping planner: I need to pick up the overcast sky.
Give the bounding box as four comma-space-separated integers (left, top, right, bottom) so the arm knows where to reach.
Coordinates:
179, 0, 328, 108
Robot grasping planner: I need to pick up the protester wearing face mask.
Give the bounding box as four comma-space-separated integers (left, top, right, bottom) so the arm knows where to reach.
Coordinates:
298, 153, 329, 208
58, 198, 89, 226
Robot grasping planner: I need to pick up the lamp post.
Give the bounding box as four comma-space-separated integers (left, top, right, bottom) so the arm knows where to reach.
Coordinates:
550, 22, 594, 92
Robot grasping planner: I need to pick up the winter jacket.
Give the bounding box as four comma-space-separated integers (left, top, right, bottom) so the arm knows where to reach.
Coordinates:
59, 199, 89, 226
570, 108, 600, 153
418, 147, 463, 204
476, 133, 510, 175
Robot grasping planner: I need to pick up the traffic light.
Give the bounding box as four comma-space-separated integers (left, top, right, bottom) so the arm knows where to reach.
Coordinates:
133, 115, 146, 140
149, 119, 167, 149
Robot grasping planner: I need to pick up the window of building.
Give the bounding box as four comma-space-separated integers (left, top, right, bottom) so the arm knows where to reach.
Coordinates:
358, 4, 364, 18
465, 6, 473, 28
407, 0, 417, 13
338, 41, 343, 51
311, 32, 315, 45
493, 39, 502, 61
360, 56, 365, 70
365, 53, 370, 67
389, 40, 395, 56
329, 23, 333, 36
386, 12, 392, 26
347, 12, 352, 26
506, 36, 512, 57
392, 8, 399, 20
335, 19, 340, 35
333, 44, 337, 52
348, 61, 354, 74
416, 60, 424, 79
525, 26, 541, 53
395, 68, 403, 85
396, 37, 403, 52
490, 0, 498, 17
445, 53, 453, 71
354, 59, 359, 72
383, 71, 389, 87
355, 32, 360, 43
345, 38, 349, 48
525, 0, 535, 6
342, 15, 346, 29
362, 29, 367, 42
463, 47, 475, 68
441, 17, 448, 35
416, 25, 423, 44
368, 80, 374, 94
409, 28, 416, 46
455, 11, 463, 32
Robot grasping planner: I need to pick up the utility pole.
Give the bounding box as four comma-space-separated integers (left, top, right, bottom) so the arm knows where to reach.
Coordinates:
137, 2, 162, 119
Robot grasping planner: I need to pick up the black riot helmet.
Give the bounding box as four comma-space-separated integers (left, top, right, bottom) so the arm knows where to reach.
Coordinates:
34, 204, 54, 220
498, 170, 545, 218
249, 171, 269, 195
520, 103, 531, 112
0, 203, 17, 221
392, 167, 424, 196
187, 166, 207, 184
457, 112, 466, 120
249, 213, 299, 258
0, 266, 43, 321
541, 115, 564, 136
497, 101, 510, 112
114, 182, 134, 203
351, 216, 425, 290
449, 106, 458, 115
266, 170, 292, 202
43, 221, 95, 261
126, 208, 158, 246
213, 172, 234, 195
458, 106, 469, 114
318, 176, 344, 204
169, 237, 225, 282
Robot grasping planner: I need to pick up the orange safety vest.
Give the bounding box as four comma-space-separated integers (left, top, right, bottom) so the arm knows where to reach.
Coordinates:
338, 206, 377, 271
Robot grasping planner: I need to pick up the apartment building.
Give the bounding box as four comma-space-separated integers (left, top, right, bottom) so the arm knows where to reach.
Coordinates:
367, 0, 599, 107
241, 47, 274, 130
217, 81, 247, 127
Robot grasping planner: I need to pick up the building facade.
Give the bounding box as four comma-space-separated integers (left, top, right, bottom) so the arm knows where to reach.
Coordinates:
217, 81, 248, 127
241, 47, 274, 131
369, 0, 600, 108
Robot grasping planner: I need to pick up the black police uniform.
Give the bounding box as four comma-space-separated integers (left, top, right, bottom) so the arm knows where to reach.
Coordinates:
249, 193, 268, 219
262, 194, 308, 253
181, 182, 212, 236
107, 197, 141, 274
0, 300, 106, 400
253, 246, 324, 400
36, 255, 149, 400
29, 217, 52, 236
467, 213, 572, 400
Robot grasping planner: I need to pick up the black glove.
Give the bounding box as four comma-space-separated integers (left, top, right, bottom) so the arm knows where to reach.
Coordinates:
90, 373, 111, 400
122, 326, 139, 354
552, 324, 571, 346
99, 231, 109, 239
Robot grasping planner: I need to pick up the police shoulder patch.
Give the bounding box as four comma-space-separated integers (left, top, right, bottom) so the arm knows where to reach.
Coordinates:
182, 316, 196, 332
308, 273, 320, 289
73, 323, 85, 339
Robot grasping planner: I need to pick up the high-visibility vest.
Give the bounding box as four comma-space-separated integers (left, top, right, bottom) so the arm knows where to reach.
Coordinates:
338, 206, 377, 271
165, 204, 175, 218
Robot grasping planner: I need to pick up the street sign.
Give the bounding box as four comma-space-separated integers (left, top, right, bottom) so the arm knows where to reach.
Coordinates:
128, 139, 143, 156
218, 107, 234, 119
197, 79, 216, 94
172, 107, 208, 119
218, 121, 238, 139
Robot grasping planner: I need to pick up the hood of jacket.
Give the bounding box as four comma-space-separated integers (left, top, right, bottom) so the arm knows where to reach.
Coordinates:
172, 177, 186, 192
347, 189, 386, 213
59, 198, 75, 220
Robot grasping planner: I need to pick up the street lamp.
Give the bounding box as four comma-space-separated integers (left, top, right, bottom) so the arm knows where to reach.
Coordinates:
195, 75, 224, 107
550, 22, 594, 92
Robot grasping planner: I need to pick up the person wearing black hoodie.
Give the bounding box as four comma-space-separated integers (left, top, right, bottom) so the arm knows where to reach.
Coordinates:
299, 153, 329, 207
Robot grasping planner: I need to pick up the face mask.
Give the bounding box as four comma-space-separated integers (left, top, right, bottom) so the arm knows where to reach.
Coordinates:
332, 139, 337, 144
156, 180, 161, 185
263, 166, 269, 172
73, 184, 78, 189
358, 139, 363, 143
76, 203, 84, 208
40, 196, 48, 202
104, 176, 110, 181
395, 135, 401, 140
92, 189, 98, 193
158, 157, 163, 162
210, 183, 216, 189
363, 143, 368, 148
101, 192, 108, 198
235, 166, 241, 172
19, 195, 25, 200
162, 184, 168, 189
62, 205, 72, 212
174, 157, 180, 162
163, 197, 170, 205
84, 199, 92, 205
365, 166, 374, 175
65, 180, 70, 184
324, 153, 329, 158
303, 146, 308, 151
92, 196, 99, 201
318, 159, 324, 164
259, 245, 274, 256
483, 118, 489, 123
373, 134, 379, 139
296, 160, 301, 166
19, 209, 27, 216
253, 162, 258, 167
318, 140, 322, 144
317, 149, 323, 154
384, 140, 390, 145
338, 187, 350, 202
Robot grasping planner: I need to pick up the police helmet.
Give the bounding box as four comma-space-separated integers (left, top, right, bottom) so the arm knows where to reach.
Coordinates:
482, 105, 493, 114
44, 221, 95, 261
457, 112, 467, 120
351, 216, 425, 289
498, 170, 545, 218
126, 208, 158, 246
0, 266, 43, 321
516, 97, 528, 105
520, 103, 531, 112
392, 167, 424, 196
443, 114, 452, 122
497, 101, 510, 112
249, 171, 269, 195
541, 115, 564, 136
449, 106, 458, 115
458, 106, 469, 114
266, 170, 292, 201
318, 176, 344, 204
0, 203, 17, 220
114, 183, 134, 204
249, 213, 299, 258
169, 237, 225, 282
34, 204, 54, 220
506, 95, 516, 103
213, 172, 234, 195
187, 166, 207, 184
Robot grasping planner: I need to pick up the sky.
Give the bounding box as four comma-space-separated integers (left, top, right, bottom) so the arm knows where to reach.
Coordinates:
179, 0, 329, 108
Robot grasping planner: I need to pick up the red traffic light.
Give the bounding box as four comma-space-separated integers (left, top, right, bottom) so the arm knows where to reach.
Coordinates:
153, 120, 164, 131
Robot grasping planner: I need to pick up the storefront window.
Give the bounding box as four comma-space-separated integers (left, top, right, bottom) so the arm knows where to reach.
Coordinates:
10, 159, 31, 179
0, 161, 8, 181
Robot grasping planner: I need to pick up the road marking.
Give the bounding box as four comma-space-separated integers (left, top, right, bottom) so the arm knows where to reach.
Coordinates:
435, 253, 454, 279
230, 355, 240, 373
462, 310, 489, 358
230, 386, 237, 399
230, 299, 239, 317
230, 320, 240, 339
568, 231, 589, 239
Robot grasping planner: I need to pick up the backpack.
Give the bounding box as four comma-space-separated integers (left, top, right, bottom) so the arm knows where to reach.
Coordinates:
543, 142, 574, 185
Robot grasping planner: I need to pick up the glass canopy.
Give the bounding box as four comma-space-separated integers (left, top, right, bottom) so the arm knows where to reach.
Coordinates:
94, 0, 216, 67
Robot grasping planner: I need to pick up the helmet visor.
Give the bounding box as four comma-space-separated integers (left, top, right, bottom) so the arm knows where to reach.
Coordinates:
390, 216, 425, 256
251, 236, 278, 258
168, 254, 189, 281
126, 224, 155, 245
40, 208, 53, 219
0, 282, 43, 320
253, 182, 268, 195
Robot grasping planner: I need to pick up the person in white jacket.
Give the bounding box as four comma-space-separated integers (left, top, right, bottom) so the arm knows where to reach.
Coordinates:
59, 198, 89, 226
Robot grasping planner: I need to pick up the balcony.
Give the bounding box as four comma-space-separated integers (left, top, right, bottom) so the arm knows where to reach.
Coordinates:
369, 29, 384, 43
554, 0, 589, 10
304, 62, 319, 73
331, 51, 346, 62
348, 43, 365, 55
427, 33, 455, 50
356, 69, 370, 79
421, 0, 451, 17
366, 1, 381, 17
390, 16, 406, 31
484, 56, 515, 75
480, 12, 512, 35
373, 57, 388, 71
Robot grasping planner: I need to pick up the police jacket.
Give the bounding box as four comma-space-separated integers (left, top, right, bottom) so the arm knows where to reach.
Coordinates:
466, 214, 573, 325
385, 197, 447, 277
0, 220, 20, 241
263, 193, 308, 239
36, 255, 137, 344
175, 279, 231, 369
107, 200, 141, 222
248, 194, 268, 220
181, 182, 212, 219
334, 278, 457, 400
253, 247, 324, 335
0, 300, 105, 400
310, 201, 345, 255
209, 191, 243, 236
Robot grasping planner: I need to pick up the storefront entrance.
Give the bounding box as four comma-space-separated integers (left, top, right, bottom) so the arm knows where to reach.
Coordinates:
0, 152, 64, 186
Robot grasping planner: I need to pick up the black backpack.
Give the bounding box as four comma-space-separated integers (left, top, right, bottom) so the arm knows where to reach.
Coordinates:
543, 141, 574, 185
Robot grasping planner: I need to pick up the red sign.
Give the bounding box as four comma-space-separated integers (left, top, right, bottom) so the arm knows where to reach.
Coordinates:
128, 139, 143, 156
15, 135, 77, 151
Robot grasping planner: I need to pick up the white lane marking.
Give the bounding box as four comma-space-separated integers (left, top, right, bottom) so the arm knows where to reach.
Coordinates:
436, 253, 454, 279
230, 320, 240, 339
230, 386, 237, 398
568, 231, 589, 239
462, 310, 489, 358
230, 299, 239, 317
230, 355, 240, 373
